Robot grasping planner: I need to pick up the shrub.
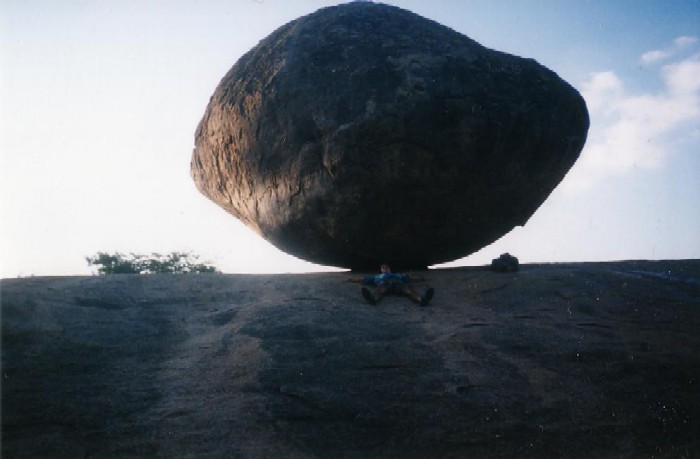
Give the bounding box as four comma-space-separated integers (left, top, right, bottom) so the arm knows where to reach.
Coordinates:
86, 251, 219, 275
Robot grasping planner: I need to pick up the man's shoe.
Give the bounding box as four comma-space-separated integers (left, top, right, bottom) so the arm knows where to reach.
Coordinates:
420, 288, 434, 306
361, 287, 377, 305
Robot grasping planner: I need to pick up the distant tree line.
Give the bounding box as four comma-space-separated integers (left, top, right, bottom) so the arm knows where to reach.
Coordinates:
86, 251, 219, 275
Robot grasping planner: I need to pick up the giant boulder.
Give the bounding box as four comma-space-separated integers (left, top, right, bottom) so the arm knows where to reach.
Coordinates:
191, 2, 589, 270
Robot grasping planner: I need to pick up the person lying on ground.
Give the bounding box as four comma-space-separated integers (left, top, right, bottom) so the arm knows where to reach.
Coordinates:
361, 264, 434, 306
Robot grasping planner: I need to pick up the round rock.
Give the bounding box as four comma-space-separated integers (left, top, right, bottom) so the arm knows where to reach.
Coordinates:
191, 2, 589, 270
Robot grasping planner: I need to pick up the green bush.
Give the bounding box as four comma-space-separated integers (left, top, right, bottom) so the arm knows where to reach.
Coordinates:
86, 251, 219, 275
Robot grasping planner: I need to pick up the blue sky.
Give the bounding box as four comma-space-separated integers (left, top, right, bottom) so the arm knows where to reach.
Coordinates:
1, 0, 698, 277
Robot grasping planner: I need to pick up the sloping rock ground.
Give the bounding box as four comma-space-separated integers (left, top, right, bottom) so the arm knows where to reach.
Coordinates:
2, 260, 699, 458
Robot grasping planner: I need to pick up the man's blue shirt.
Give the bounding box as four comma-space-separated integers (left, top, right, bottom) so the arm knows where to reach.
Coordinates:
363, 272, 410, 286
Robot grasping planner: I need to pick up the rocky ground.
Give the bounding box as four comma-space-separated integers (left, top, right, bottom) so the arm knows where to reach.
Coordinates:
2, 260, 699, 458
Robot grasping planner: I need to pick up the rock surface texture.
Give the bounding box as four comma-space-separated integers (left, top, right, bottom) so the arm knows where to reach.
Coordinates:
2, 261, 699, 458
191, 3, 589, 270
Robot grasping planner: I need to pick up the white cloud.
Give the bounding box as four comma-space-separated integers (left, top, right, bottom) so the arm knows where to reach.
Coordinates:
640, 35, 698, 65
664, 53, 700, 97
641, 49, 672, 65
563, 46, 700, 193
675, 36, 698, 48
580, 71, 623, 113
